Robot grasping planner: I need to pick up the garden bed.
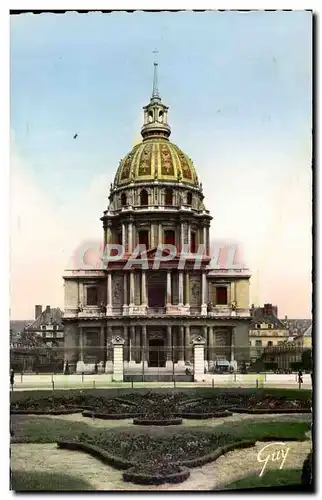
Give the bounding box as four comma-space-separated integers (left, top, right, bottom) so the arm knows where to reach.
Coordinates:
178, 410, 232, 420
10, 408, 85, 415
68, 430, 241, 466
123, 464, 190, 485
10, 394, 138, 416
82, 410, 140, 420
133, 417, 183, 426
229, 408, 312, 414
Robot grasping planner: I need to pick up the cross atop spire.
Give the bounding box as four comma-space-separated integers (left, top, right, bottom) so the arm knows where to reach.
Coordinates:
151, 50, 160, 101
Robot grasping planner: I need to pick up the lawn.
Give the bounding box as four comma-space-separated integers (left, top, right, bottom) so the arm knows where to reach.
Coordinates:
11, 471, 93, 491
11, 414, 310, 444
223, 468, 302, 490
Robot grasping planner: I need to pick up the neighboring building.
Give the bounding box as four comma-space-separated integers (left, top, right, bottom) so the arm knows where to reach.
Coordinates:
63, 63, 252, 375
284, 318, 312, 337
25, 305, 64, 357
249, 303, 289, 362
260, 323, 312, 372
10, 320, 33, 343
294, 324, 312, 350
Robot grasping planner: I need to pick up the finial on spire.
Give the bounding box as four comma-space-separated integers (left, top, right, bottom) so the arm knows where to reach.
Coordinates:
152, 49, 160, 100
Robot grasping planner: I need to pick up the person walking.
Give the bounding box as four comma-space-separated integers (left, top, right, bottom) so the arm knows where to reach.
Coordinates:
298, 369, 303, 385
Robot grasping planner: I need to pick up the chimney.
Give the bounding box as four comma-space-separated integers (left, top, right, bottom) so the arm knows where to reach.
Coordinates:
263, 303, 273, 316
46, 305, 51, 313
35, 305, 42, 319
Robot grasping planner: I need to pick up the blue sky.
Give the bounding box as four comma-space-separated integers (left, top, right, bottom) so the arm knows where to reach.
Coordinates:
10, 11, 312, 319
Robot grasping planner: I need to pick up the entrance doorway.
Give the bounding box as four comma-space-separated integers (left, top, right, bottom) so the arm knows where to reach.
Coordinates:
148, 339, 166, 367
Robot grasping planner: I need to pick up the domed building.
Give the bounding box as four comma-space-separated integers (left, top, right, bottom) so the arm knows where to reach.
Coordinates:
63, 63, 251, 377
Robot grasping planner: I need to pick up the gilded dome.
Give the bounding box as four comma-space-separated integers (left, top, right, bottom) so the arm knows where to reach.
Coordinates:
114, 138, 199, 187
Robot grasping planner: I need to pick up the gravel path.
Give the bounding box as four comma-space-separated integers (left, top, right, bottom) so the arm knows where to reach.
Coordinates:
11, 412, 312, 491
11, 439, 311, 491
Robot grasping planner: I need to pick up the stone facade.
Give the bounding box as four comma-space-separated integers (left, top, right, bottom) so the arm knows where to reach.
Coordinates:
62, 63, 252, 376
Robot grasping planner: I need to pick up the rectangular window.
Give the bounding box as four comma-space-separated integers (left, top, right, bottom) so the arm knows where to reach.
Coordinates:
190, 232, 196, 253
255, 340, 262, 346
116, 232, 122, 245
138, 230, 149, 249
267, 341, 273, 346
215, 286, 228, 305
164, 230, 175, 246
86, 287, 98, 306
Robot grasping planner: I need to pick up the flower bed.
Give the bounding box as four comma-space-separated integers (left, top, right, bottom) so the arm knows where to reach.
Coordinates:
228, 408, 312, 414
10, 408, 84, 415
83, 410, 140, 420
10, 394, 138, 416
133, 417, 183, 426
123, 463, 190, 485
57, 434, 256, 484
72, 430, 239, 466
178, 410, 232, 420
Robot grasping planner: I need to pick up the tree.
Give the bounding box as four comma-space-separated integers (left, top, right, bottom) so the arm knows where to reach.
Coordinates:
301, 349, 312, 371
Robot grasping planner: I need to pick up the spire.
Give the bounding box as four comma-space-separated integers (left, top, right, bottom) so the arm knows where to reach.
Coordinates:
151, 50, 161, 102
141, 54, 171, 141
151, 62, 160, 101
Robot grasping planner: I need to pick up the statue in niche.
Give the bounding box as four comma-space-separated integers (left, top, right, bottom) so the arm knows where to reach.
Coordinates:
191, 282, 200, 300
113, 280, 122, 303
207, 301, 213, 313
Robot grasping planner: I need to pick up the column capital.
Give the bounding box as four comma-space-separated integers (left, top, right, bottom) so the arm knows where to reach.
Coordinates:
111, 335, 125, 346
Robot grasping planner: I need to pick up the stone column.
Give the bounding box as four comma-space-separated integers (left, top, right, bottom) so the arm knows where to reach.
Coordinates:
178, 271, 184, 306
122, 223, 126, 249
187, 223, 191, 251
180, 222, 184, 252
100, 325, 105, 363
166, 270, 172, 306
184, 325, 191, 362
158, 224, 163, 245
105, 326, 113, 373
112, 336, 125, 382
106, 272, 112, 314
123, 325, 129, 363
129, 325, 136, 366
142, 325, 147, 367
203, 326, 208, 370
231, 327, 235, 362
106, 222, 112, 245
193, 335, 206, 382
79, 327, 84, 362
129, 272, 135, 307
76, 327, 84, 372
201, 272, 207, 315
208, 325, 214, 367
128, 222, 133, 254
141, 272, 147, 306
185, 272, 190, 306
123, 273, 128, 314
166, 325, 172, 369
203, 226, 207, 246
178, 325, 185, 365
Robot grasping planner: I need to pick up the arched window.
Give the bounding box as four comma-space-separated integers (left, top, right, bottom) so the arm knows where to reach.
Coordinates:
187, 192, 192, 205
121, 193, 127, 206
165, 188, 173, 206
140, 189, 149, 206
